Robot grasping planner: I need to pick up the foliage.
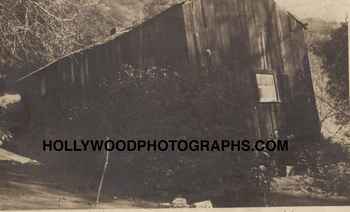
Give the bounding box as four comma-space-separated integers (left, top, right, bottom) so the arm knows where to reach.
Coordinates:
314, 162, 350, 196
295, 136, 350, 196
0, 0, 184, 79
0, 94, 22, 146
311, 22, 349, 124
2, 0, 271, 204
0, 128, 13, 146
0, 1, 161, 78
0, 0, 79, 75
19, 64, 266, 204
143, 0, 183, 18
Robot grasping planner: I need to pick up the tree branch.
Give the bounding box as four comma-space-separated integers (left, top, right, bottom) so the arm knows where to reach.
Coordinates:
315, 95, 350, 119
29, 0, 76, 22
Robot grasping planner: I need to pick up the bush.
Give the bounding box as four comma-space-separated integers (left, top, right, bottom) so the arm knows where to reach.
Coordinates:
20, 64, 264, 204
0, 93, 22, 146
295, 136, 350, 196
0, 128, 12, 146
314, 162, 350, 196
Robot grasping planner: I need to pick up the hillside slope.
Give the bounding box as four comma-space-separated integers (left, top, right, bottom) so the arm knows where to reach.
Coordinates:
304, 18, 350, 145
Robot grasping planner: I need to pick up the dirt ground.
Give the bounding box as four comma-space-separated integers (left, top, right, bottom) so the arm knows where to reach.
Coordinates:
0, 161, 158, 210
1, 160, 350, 209
270, 176, 350, 206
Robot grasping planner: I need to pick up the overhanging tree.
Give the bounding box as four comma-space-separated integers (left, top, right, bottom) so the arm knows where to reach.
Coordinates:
312, 22, 350, 125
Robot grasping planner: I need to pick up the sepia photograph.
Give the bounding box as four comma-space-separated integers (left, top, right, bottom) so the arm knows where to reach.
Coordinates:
0, 0, 349, 210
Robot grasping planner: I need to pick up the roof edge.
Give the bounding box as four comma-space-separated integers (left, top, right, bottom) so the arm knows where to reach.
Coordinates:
16, 1, 187, 83
287, 12, 308, 29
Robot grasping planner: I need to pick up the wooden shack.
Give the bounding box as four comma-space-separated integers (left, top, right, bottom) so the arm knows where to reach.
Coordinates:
16, 0, 320, 142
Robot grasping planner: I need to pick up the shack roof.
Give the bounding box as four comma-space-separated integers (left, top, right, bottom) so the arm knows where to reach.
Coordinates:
16, 0, 306, 83
16, 1, 187, 82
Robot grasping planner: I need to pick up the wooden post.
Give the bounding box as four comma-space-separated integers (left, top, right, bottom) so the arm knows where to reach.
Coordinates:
96, 147, 110, 205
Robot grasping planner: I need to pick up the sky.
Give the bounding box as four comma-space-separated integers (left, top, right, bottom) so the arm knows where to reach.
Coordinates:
274, 0, 350, 22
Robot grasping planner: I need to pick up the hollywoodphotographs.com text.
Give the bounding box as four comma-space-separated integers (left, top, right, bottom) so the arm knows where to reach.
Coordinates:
43, 139, 289, 152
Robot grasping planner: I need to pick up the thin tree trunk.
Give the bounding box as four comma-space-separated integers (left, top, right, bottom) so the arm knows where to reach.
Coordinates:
96, 149, 110, 205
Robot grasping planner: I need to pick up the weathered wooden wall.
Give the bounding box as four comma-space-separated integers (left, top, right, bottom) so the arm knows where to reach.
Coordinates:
181, 0, 320, 139
18, 4, 189, 127
18, 0, 320, 141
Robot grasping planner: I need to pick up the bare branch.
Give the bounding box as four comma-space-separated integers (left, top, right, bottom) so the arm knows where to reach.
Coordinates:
316, 95, 350, 119
29, 0, 77, 22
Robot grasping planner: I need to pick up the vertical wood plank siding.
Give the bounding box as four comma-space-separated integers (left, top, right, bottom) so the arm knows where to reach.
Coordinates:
182, 0, 319, 138
18, 0, 320, 140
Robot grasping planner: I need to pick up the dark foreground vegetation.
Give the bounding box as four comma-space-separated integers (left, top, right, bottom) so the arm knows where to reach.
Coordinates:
1, 64, 349, 207
1, 1, 349, 208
